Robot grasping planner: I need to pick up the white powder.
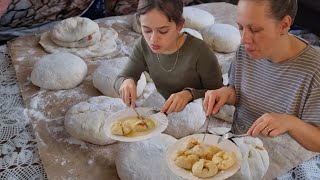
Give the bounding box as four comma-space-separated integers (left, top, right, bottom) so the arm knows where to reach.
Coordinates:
87, 158, 95, 166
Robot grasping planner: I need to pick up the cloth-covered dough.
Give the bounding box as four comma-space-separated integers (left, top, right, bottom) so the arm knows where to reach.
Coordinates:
230, 137, 269, 180
64, 96, 126, 145
93, 57, 146, 98
31, 52, 87, 90
165, 99, 206, 139
51, 17, 101, 48
181, 28, 203, 40
115, 134, 182, 180
39, 27, 118, 58
183, 7, 215, 31
202, 24, 240, 53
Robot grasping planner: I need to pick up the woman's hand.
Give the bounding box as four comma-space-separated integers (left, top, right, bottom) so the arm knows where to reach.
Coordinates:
161, 90, 193, 114
247, 113, 297, 137
119, 79, 137, 107
203, 86, 236, 116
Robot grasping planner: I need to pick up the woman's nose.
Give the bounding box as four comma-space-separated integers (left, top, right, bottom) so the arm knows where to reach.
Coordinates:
241, 29, 252, 44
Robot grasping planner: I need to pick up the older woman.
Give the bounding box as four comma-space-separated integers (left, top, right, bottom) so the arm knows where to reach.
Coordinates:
204, 0, 320, 152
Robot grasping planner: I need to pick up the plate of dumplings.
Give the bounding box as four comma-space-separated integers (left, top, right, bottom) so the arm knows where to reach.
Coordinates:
105, 107, 168, 142
166, 134, 242, 180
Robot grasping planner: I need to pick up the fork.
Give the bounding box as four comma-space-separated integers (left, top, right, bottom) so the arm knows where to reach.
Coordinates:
141, 109, 165, 119
132, 107, 148, 126
217, 132, 249, 143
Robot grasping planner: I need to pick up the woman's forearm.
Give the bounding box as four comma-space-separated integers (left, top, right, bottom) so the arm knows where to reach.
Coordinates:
289, 117, 320, 152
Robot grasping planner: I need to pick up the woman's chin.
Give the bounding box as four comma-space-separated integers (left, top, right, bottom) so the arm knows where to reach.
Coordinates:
247, 51, 263, 60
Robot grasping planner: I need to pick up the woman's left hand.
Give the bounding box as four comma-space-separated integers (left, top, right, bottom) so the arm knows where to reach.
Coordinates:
161, 90, 193, 114
247, 113, 298, 137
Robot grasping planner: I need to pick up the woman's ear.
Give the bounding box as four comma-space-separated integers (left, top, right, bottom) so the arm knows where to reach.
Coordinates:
177, 18, 185, 32
280, 15, 292, 35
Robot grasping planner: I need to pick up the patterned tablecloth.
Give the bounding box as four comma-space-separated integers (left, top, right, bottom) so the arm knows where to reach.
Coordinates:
0, 45, 47, 179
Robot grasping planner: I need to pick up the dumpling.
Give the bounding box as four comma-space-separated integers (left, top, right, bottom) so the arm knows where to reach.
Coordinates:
192, 159, 218, 178
132, 120, 151, 132
184, 138, 199, 150
185, 145, 207, 158
212, 151, 236, 170
174, 152, 199, 170
111, 121, 133, 135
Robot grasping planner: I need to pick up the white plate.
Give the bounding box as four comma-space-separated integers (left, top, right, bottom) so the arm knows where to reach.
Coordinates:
166, 134, 242, 180
105, 107, 168, 142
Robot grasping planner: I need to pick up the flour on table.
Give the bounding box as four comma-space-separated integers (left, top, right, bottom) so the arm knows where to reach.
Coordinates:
93, 57, 146, 98
165, 99, 206, 139
31, 52, 87, 90
183, 7, 215, 31
64, 96, 126, 145
51, 17, 101, 48
115, 134, 182, 180
39, 28, 119, 58
202, 24, 240, 53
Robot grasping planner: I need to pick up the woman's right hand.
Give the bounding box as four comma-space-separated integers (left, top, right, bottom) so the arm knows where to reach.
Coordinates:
119, 79, 137, 107
203, 86, 236, 116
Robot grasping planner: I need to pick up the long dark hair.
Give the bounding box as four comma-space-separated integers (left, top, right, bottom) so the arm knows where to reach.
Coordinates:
136, 0, 184, 25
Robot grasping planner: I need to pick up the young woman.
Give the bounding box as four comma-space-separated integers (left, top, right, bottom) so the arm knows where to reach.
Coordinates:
203, 0, 320, 152
114, 0, 223, 114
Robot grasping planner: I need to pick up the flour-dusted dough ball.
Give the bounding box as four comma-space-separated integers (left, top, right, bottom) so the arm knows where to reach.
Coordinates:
202, 24, 241, 53
64, 96, 126, 145
181, 28, 203, 40
51, 17, 101, 48
116, 134, 182, 180
39, 27, 118, 58
132, 15, 142, 34
31, 52, 87, 90
183, 7, 215, 31
165, 99, 206, 139
93, 57, 147, 98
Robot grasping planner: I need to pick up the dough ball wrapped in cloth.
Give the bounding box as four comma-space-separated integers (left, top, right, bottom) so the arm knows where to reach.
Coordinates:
51, 17, 101, 48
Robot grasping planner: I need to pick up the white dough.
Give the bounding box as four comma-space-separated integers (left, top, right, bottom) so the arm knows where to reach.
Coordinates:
183, 7, 215, 31
181, 28, 203, 40
93, 57, 146, 98
31, 52, 87, 90
39, 27, 118, 58
51, 17, 100, 45
64, 96, 126, 145
116, 134, 182, 180
165, 99, 206, 139
202, 24, 241, 53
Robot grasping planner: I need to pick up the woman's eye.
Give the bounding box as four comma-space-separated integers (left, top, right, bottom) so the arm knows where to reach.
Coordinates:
250, 28, 260, 33
143, 30, 152, 34
159, 31, 168, 34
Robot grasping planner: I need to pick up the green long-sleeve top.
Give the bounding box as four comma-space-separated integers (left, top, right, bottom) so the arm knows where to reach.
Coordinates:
114, 33, 223, 100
